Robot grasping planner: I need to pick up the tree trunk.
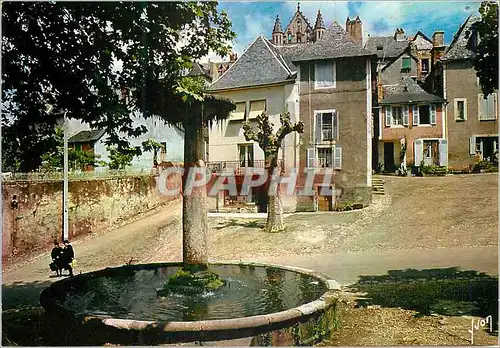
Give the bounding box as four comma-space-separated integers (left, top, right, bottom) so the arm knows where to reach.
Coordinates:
182, 120, 208, 267
265, 152, 285, 233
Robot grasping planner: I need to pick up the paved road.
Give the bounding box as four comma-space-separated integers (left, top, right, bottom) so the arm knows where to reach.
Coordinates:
2, 199, 183, 310
232, 245, 498, 285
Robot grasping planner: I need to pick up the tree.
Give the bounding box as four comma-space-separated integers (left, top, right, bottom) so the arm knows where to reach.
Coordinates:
243, 112, 304, 233
175, 75, 235, 267
2, 2, 235, 171
106, 146, 138, 170
470, 1, 498, 97
142, 139, 162, 166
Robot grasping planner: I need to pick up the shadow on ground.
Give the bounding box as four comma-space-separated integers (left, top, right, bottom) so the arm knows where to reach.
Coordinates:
3, 280, 54, 310
348, 267, 498, 334
214, 219, 264, 230
2, 280, 53, 346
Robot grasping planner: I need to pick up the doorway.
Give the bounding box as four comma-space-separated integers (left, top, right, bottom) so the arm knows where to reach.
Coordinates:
384, 142, 395, 172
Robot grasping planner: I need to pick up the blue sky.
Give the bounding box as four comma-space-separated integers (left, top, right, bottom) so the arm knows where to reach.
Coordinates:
202, 1, 481, 61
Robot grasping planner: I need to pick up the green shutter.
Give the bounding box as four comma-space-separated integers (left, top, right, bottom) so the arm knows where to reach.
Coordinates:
402, 57, 411, 70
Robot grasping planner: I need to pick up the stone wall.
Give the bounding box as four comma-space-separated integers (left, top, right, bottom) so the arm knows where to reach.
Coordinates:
2, 175, 179, 261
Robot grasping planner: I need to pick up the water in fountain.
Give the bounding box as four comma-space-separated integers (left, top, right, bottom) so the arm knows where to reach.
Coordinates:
60, 264, 326, 321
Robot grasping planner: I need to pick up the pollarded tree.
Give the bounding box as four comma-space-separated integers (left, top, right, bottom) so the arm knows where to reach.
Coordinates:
243, 112, 304, 233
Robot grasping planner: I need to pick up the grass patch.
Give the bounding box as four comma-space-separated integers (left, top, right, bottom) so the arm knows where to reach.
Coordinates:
349, 267, 498, 331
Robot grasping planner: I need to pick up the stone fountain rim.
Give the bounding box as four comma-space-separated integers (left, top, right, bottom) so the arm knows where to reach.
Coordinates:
40, 261, 341, 340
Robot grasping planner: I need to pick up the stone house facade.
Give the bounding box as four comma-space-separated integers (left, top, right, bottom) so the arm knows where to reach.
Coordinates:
439, 15, 498, 170
377, 77, 447, 170
208, 18, 375, 212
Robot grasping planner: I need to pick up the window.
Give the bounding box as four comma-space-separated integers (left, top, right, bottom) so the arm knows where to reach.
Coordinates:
376, 45, 383, 50
315, 111, 338, 143
288, 32, 292, 42
419, 105, 430, 124
423, 140, 439, 166
454, 98, 467, 120
248, 100, 266, 119
229, 102, 246, 121
307, 145, 342, 169
238, 144, 254, 167
421, 59, 429, 73
392, 107, 403, 125
318, 148, 333, 168
479, 93, 498, 120
314, 60, 336, 89
401, 57, 411, 71
296, 33, 301, 43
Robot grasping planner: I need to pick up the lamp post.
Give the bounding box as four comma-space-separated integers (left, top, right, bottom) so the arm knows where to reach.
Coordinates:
62, 111, 69, 241
52, 109, 70, 242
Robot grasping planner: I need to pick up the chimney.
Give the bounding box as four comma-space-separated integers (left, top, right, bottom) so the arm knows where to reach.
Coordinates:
431, 31, 446, 67
394, 28, 406, 42
432, 31, 444, 47
346, 16, 363, 45
210, 61, 218, 80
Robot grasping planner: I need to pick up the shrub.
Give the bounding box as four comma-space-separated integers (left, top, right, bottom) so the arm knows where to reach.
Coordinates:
471, 160, 498, 173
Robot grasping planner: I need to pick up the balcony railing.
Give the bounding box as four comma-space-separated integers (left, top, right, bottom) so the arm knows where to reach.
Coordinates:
207, 160, 284, 175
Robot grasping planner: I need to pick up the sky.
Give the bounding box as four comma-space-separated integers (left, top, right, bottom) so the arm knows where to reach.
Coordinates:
201, 1, 481, 62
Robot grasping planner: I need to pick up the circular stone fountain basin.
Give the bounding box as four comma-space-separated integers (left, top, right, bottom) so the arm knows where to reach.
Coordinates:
40, 262, 340, 345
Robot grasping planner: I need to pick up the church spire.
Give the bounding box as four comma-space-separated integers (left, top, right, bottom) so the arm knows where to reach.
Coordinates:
273, 15, 283, 33
314, 10, 325, 29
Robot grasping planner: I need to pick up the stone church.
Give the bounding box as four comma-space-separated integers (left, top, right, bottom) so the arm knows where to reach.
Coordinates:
271, 3, 363, 46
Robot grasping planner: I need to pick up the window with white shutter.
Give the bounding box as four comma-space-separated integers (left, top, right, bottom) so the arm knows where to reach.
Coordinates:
385, 107, 392, 126
392, 107, 403, 125
439, 139, 448, 167
334, 145, 342, 169
307, 147, 317, 167
478, 93, 498, 120
469, 136, 476, 155
314, 61, 336, 89
318, 148, 333, 167
403, 106, 409, 126
414, 139, 423, 165
412, 105, 420, 125
315, 110, 338, 143
430, 104, 437, 125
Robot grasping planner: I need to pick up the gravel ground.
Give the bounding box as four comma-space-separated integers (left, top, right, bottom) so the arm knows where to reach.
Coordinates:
2, 173, 498, 346
209, 173, 498, 260
320, 290, 498, 346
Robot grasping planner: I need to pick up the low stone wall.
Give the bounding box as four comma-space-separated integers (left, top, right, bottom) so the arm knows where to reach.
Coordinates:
2, 174, 180, 261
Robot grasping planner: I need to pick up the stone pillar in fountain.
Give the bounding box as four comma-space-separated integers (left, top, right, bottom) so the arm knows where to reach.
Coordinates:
183, 118, 209, 267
